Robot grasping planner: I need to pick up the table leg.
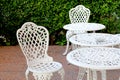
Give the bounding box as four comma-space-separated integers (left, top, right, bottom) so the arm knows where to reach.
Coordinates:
77, 67, 86, 80
92, 70, 97, 80
86, 69, 97, 80
101, 70, 106, 80
87, 69, 93, 80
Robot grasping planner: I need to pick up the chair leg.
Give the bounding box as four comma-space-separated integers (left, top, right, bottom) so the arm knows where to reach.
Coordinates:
63, 40, 69, 55
58, 68, 65, 80
25, 69, 29, 80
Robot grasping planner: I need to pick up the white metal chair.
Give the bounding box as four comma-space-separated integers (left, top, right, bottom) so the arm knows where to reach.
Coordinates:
63, 5, 90, 55
16, 22, 65, 80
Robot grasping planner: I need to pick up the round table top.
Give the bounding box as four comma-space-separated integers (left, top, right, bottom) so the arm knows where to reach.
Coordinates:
66, 47, 120, 70
63, 23, 105, 31
69, 33, 120, 47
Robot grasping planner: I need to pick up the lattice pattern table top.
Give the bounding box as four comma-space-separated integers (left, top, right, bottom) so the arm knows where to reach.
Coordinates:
67, 47, 120, 70
69, 33, 120, 47
63, 23, 105, 31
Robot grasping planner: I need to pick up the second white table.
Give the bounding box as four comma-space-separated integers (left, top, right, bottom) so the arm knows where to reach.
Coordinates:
69, 33, 120, 48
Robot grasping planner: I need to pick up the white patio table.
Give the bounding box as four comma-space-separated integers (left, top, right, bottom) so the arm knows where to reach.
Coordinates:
69, 33, 120, 49
63, 23, 105, 31
63, 23, 106, 55
66, 47, 120, 80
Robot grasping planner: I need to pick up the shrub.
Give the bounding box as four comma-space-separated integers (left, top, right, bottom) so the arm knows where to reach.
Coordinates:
0, 0, 120, 45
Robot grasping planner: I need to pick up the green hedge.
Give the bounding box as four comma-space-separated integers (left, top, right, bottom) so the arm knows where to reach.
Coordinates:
0, 0, 120, 45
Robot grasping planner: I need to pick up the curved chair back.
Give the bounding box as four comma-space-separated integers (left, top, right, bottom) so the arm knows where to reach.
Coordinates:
16, 22, 52, 68
69, 5, 90, 23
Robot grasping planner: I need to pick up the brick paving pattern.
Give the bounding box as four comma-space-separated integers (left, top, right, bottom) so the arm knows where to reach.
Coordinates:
0, 46, 120, 80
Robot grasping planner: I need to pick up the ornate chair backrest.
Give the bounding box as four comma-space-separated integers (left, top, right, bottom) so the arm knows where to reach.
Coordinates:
69, 5, 90, 23
16, 22, 52, 68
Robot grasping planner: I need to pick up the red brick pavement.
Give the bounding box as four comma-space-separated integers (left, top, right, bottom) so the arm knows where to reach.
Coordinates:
0, 46, 120, 80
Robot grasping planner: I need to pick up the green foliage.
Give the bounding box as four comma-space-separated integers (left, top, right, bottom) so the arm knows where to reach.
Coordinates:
0, 0, 120, 45
89, 0, 120, 34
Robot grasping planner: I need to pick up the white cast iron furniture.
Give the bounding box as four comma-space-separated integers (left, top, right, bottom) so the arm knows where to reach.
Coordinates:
67, 47, 120, 80
63, 23, 105, 31
70, 33, 120, 49
68, 33, 120, 80
16, 22, 65, 80
64, 23, 105, 80
63, 5, 90, 55
63, 22, 105, 55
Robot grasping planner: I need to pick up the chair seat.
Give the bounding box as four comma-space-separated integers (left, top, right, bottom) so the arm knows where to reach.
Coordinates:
28, 61, 63, 73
